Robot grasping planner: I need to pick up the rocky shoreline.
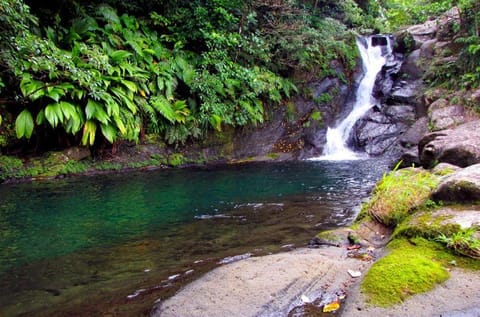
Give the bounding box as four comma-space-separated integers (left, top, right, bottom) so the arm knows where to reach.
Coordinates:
151, 159, 480, 317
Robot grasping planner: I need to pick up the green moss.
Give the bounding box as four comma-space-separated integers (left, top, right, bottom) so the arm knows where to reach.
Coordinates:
266, 153, 280, 160
316, 230, 345, 244
126, 160, 152, 169
436, 227, 480, 259
151, 153, 168, 165
362, 237, 480, 307
313, 93, 333, 106
393, 211, 460, 240
60, 160, 90, 174
365, 168, 439, 227
0, 155, 24, 180
231, 156, 256, 164
361, 238, 450, 307
167, 153, 185, 167
285, 101, 297, 122
94, 161, 122, 171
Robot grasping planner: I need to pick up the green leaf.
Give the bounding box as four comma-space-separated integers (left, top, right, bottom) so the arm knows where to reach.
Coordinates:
165, 80, 174, 100
105, 99, 120, 117
86, 99, 109, 124
182, 68, 195, 85
157, 77, 165, 92
15, 109, 34, 139
110, 50, 133, 63
150, 96, 176, 122
111, 87, 137, 114
65, 110, 83, 134
311, 111, 322, 121
59, 101, 77, 120
113, 115, 127, 135
45, 103, 64, 128
0, 114, 2, 126
210, 114, 222, 131
36, 109, 45, 125
82, 120, 97, 146
143, 48, 156, 55
121, 79, 137, 92
20, 74, 44, 100
45, 87, 65, 102
100, 123, 117, 143
72, 88, 85, 100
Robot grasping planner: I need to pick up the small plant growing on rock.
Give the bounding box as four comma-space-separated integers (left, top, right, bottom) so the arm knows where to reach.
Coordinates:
436, 227, 480, 259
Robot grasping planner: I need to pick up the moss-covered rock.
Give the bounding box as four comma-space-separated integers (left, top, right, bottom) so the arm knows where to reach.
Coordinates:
431, 162, 460, 176
364, 167, 439, 227
432, 164, 480, 203
395, 205, 480, 238
393, 207, 470, 240
361, 238, 451, 307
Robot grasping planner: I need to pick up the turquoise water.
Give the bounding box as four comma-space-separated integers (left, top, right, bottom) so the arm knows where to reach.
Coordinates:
0, 160, 388, 316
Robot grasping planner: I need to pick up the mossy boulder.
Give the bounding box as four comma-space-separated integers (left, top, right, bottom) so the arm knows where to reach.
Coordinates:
310, 229, 350, 247
365, 168, 438, 227
63, 146, 90, 161
431, 164, 480, 203
393, 206, 480, 239
431, 162, 460, 176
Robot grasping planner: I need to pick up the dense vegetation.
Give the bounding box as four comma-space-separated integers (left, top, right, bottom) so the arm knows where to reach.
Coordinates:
385, 0, 480, 90
1, 0, 479, 158
0, 0, 378, 154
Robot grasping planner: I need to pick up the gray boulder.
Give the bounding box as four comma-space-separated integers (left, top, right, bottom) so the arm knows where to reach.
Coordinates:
406, 19, 438, 48
400, 117, 428, 148
432, 164, 480, 202
419, 120, 480, 168
428, 98, 467, 131
387, 79, 422, 105
63, 146, 91, 161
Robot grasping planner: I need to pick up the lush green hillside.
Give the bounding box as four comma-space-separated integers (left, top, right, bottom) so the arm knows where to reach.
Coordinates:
0, 0, 373, 154
0, 0, 478, 157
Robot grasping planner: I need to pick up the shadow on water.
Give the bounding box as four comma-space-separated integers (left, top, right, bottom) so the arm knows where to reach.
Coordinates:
0, 159, 389, 316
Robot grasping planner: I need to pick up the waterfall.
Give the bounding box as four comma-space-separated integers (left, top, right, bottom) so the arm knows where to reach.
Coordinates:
312, 35, 392, 161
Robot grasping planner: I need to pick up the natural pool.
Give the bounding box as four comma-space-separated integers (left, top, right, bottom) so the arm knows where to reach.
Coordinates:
0, 159, 388, 316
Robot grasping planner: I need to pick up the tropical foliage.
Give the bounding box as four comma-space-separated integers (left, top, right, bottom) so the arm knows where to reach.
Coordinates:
0, 0, 379, 152
382, 0, 480, 89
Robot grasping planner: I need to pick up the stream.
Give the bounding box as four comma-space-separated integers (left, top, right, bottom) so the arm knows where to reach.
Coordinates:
0, 159, 389, 316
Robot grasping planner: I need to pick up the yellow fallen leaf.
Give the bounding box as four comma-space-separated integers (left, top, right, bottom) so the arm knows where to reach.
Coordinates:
323, 300, 340, 313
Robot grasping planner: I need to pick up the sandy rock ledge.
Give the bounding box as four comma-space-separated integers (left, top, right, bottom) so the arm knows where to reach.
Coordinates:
151, 247, 372, 317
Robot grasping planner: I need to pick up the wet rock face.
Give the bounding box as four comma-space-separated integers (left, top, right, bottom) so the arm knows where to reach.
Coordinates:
354, 105, 411, 156
297, 63, 353, 158
432, 163, 480, 203
419, 121, 480, 168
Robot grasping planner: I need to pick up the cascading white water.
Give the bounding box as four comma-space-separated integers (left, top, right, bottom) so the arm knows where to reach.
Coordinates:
312, 35, 391, 161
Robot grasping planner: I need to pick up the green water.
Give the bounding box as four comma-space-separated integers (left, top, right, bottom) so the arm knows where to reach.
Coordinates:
0, 160, 388, 316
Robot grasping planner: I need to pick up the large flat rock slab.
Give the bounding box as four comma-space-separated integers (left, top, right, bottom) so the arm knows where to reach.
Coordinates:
151, 247, 371, 317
